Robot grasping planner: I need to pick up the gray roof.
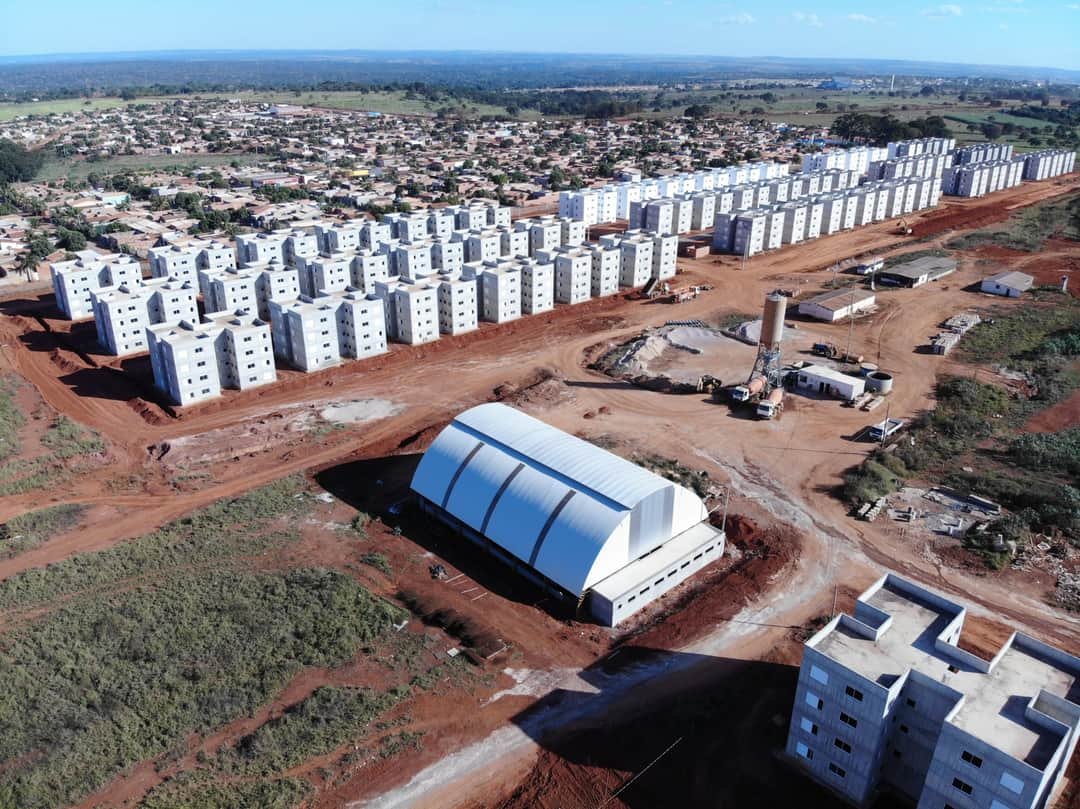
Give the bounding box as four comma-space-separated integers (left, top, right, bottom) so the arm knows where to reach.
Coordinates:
984, 270, 1034, 291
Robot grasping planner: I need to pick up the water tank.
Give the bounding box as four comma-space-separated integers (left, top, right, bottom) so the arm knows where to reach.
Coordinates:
866, 371, 894, 394
860, 362, 879, 377
761, 293, 787, 350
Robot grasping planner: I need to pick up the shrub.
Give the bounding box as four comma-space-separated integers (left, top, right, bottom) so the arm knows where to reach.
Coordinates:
0, 504, 86, 559
360, 551, 393, 576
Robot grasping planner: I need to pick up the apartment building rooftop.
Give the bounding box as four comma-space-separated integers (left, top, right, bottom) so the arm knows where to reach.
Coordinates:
812, 576, 1080, 770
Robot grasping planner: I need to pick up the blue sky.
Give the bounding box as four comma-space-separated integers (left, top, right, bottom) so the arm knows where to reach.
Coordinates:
3, 0, 1078, 70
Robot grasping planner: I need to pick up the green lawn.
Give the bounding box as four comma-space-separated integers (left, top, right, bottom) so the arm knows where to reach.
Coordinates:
0, 97, 135, 121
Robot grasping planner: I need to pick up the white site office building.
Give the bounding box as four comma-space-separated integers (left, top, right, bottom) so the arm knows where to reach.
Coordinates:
411, 403, 725, 626
786, 573, 1080, 809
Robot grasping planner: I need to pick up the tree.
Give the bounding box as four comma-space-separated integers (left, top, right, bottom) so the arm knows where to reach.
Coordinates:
56, 227, 87, 252
0, 140, 44, 183
919, 85, 936, 97
815, 102, 829, 112
684, 104, 712, 120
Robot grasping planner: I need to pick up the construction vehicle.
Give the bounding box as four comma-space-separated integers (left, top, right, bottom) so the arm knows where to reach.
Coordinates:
640, 278, 660, 299
667, 283, 712, 303
756, 387, 784, 419
896, 218, 913, 236
812, 343, 864, 364
730, 375, 766, 403
868, 417, 904, 442
697, 375, 722, 394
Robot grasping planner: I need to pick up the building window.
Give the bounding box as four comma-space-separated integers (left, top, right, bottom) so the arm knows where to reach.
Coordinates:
834, 738, 852, 754
952, 778, 973, 795
899, 724, 909, 734
844, 686, 864, 702
840, 712, 858, 728
796, 742, 813, 761
828, 763, 846, 778
810, 665, 829, 685
805, 692, 824, 711
906, 698, 916, 708
961, 751, 983, 768
1000, 772, 1024, 795
800, 718, 818, 736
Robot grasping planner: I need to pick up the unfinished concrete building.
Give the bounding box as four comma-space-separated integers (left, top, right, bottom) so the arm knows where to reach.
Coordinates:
51, 253, 143, 320
519, 259, 555, 315
436, 270, 479, 336
786, 573, 1080, 809
463, 262, 522, 324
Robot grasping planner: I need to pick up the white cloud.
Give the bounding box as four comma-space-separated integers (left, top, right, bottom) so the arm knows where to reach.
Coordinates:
792, 10, 825, 26
846, 12, 878, 22
719, 12, 756, 23
920, 3, 963, 16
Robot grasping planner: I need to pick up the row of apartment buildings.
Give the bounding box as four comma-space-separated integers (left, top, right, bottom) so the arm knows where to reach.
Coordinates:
630, 168, 863, 236
713, 176, 941, 257
557, 161, 791, 226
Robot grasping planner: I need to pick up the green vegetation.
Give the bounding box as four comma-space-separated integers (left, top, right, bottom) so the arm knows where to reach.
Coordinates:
0, 375, 26, 463
35, 152, 263, 183
0, 475, 308, 610
842, 300, 1080, 562
360, 551, 393, 576
946, 192, 1080, 252
0, 139, 44, 182
141, 772, 309, 809
831, 112, 952, 145
1008, 427, 1080, 479
0, 566, 402, 809
636, 453, 710, 498
0, 504, 86, 559
0, 400, 108, 497
215, 686, 402, 777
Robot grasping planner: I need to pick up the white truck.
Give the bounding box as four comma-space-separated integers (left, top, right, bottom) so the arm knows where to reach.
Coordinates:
868, 417, 904, 442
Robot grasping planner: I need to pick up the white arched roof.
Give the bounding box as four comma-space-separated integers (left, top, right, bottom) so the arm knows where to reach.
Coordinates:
411, 403, 708, 596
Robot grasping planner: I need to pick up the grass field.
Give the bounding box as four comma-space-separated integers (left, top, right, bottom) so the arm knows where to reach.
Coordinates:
36, 151, 266, 182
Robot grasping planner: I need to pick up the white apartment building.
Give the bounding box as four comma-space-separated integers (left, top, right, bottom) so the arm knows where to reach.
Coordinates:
588, 245, 621, 297
350, 250, 390, 293
560, 218, 587, 247
256, 266, 301, 318
601, 232, 654, 288
298, 253, 352, 296
519, 259, 555, 315
431, 238, 465, 272
1022, 149, 1076, 181
91, 285, 152, 356
429, 211, 457, 240
147, 320, 224, 405
206, 268, 259, 316
786, 573, 1080, 809
193, 240, 236, 277
435, 271, 479, 336
235, 231, 287, 265
536, 248, 591, 306
466, 230, 502, 264
201, 310, 277, 391
393, 242, 433, 280
316, 221, 364, 254
283, 229, 319, 266
643, 199, 676, 235
499, 227, 530, 259
780, 201, 808, 245
331, 290, 387, 360
51, 253, 143, 320
462, 262, 522, 324
691, 193, 717, 231
383, 279, 440, 345
267, 296, 342, 371
149, 244, 200, 285
651, 233, 678, 279
526, 218, 562, 255
144, 277, 199, 328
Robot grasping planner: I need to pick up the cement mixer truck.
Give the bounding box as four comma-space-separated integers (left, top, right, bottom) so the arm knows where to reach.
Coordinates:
730, 375, 767, 403
756, 387, 784, 419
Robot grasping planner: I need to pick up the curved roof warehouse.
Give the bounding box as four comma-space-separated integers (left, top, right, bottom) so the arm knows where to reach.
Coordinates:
410, 403, 724, 625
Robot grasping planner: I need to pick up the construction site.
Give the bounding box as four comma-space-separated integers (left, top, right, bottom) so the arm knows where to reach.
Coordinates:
0, 171, 1079, 809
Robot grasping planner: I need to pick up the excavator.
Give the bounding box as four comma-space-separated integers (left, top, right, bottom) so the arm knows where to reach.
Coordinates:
896, 218, 913, 236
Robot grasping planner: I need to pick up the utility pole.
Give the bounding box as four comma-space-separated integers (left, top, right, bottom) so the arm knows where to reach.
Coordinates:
845, 282, 857, 360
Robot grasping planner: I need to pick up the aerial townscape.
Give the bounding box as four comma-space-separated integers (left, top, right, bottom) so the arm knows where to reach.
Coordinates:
1, 3, 1079, 809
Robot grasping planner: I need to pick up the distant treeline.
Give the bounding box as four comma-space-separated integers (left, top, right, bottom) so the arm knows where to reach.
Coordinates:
830, 113, 953, 145
0, 140, 44, 183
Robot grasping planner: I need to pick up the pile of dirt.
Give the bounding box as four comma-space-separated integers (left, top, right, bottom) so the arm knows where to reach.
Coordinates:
47, 348, 82, 374
494, 369, 575, 410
